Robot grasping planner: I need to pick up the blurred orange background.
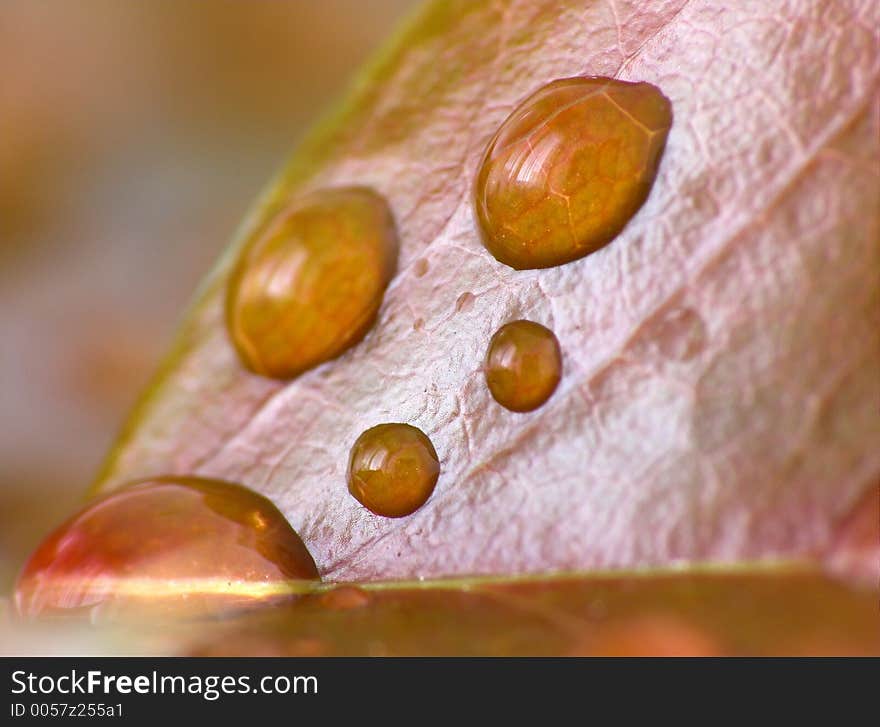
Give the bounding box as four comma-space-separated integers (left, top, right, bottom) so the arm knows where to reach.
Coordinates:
0, 0, 415, 591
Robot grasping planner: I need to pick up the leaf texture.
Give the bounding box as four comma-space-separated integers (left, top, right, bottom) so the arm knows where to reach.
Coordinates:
94, 0, 880, 584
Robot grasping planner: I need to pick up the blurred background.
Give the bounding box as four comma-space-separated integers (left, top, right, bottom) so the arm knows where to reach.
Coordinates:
0, 0, 416, 592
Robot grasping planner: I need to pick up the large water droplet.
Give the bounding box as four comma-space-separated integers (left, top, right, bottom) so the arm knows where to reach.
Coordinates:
15, 477, 319, 620
485, 320, 562, 412
474, 76, 672, 269
226, 187, 399, 379
347, 423, 440, 518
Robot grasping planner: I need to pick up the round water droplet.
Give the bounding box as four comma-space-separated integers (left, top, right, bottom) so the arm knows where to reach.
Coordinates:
485, 320, 562, 412
15, 477, 319, 620
347, 423, 440, 518
226, 187, 399, 379
474, 76, 672, 269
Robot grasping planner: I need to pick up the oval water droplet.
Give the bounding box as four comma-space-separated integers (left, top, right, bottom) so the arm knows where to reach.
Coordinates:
347, 423, 440, 518
226, 187, 399, 379
485, 320, 562, 412
455, 291, 475, 313
14, 476, 319, 620
474, 76, 672, 269
413, 258, 429, 277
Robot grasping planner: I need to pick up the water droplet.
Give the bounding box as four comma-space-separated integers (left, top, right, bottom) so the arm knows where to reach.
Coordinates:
474, 76, 672, 269
485, 320, 562, 412
347, 423, 440, 518
15, 476, 319, 620
413, 258, 429, 277
226, 187, 399, 379
319, 585, 371, 610
455, 291, 475, 313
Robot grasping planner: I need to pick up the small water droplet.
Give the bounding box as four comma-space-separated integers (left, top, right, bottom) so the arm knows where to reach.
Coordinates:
455, 291, 475, 313
485, 320, 562, 412
319, 585, 371, 610
226, 187, 399, 379
474, 76, 672, 269
413, 258, 429, 277
14, 476, 319, 620
347, 423, 440, 518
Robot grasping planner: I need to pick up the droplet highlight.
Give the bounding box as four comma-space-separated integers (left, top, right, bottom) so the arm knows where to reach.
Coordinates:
485, 320, 561, 412
347, 423, 440, 518
15, 476, 320, 620
474, 76, 672, 269
226, 187, 399, 379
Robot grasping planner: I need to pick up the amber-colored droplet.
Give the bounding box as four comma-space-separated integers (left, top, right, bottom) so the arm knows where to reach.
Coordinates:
347, 423, 440, 518
319, 585, 371, 611
474, 76, 672, 269
413, 258, 429, 277
14, 477, 319, 620
485, 320, 561, 412
226, 187, 399, 378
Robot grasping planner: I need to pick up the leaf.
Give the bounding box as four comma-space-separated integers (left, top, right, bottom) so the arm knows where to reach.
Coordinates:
185, 567, 878, 656
92, 0, 879, 591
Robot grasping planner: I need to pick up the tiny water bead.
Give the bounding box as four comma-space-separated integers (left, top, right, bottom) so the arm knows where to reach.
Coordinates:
15, 476, 319, 620
474, 76, 672, 269
347, 423, 440, 518
485, 320, 562, 412
319, 585, 371, 611
226, 186, 399, 379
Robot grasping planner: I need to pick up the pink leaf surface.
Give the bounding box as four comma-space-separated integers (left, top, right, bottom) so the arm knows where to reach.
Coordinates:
95, 0, 880, 583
